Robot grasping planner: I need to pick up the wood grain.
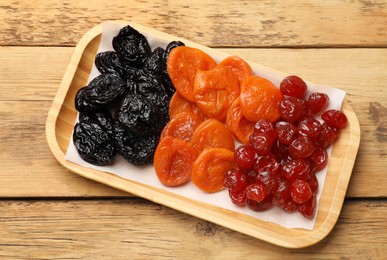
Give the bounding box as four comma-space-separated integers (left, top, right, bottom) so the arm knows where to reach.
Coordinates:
0, 199, 385, 258
0, 45, 385, 198
0, 1, 386, 47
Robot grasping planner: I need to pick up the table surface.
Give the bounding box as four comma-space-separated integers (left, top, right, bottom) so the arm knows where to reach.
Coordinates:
1, 1, 386, 258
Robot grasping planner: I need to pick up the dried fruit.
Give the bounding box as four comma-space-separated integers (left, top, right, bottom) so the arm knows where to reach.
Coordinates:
154, 136, 197, 187
321, 109, 348, 129
280, 75, 307, 98
240, 76, 283, 122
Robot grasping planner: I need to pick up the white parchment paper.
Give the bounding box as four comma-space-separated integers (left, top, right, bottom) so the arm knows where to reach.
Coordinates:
65, 21, 346, 230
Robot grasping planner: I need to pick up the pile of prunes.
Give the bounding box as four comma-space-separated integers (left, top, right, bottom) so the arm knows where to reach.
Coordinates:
73, 25, 184, 166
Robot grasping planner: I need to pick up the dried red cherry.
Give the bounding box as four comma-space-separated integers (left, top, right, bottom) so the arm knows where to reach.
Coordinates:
280, 75, 307, 98
228, 189, 247, 206
289, 136, 315, 159
281, 159, 311, 182
308, 148, 328, 173
234, 144, 256, 170
298, 117, 322, 138
298, 194, 317, 218
308, 92, 329, 114
275, 121, 297, 144
246, 183, 267, 202
290, 179, 312, 204
254, 154, 280, 175
321, 109, 348, 129
223, 169, 248, 192
279, 97, 303, 123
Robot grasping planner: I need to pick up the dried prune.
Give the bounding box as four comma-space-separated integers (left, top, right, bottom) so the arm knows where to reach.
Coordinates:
95, 51, 138, 80
114, 120, 158, 165
73, 120, 116, 166
164, 41, 185, 59
144, 47, 166, 75
112, 25, 151, 67
116, 92, 164, 137
75, 74, 127, 113
127, 72, 170, 118
79, 110, 114, 136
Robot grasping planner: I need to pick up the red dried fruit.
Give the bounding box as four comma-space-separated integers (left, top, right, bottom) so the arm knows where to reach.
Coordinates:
290, 179, 312, 204
223, 168, 248, 192
275, 121, 297, 144
228, 189, 247, 207
321, 109, 348, 129
246, 169, 258, 184
308, 92, 329, 114
281, 159, 311, 182
256, 170, 278, 195
253, 119, 277, 141
271, 139, 290, 163
280, 75, 307, 98
298, 117, 322, 138
254, 154, 280, 175
289, 136, 315, 159
246, 183, 267, 203
279, 97, 303, 123
298, 194, 317, 219
234, 144, 256, 170
307, 172, 319, 194
249, 132, 273, 156
247, 194, 274, 211
308, 148, 328, 173
315, 122, 340, 148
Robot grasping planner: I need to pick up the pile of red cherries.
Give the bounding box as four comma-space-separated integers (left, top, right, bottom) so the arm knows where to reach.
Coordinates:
224, 75, 348, 218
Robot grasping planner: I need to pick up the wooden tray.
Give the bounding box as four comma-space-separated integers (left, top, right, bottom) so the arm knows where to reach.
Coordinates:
45, 22, 361, 248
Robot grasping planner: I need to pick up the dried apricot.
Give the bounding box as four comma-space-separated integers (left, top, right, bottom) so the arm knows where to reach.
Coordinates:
167, 46, 217, 102
219, 56, 253, 84
191, 118, 235, 154
239, 76, 283, 122
192, 148, 236, 193
160, 112, 202, 142
226, 97, 255, 144
194, 65, 240, 121
168, 92, 207, 121
154, 136, 197, 187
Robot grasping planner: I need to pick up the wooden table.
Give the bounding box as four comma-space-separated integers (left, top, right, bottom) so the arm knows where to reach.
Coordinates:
1, 1, 386, 258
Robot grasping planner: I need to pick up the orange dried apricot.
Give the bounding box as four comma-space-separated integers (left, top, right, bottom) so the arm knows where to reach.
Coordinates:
191, 118, 235, 154
239, 76, 283, 122
160, 112, 202, 142
194, 65, 240, 121
154, 136, 197, 187
191, 148, 236, 193
168, 92, 207, 121
219, 55, 253, 84
167, 46, 217, 102
226, 97, 255, 144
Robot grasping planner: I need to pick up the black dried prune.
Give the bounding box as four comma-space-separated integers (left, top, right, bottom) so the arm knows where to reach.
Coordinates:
73, 121, 116, 166
116, 92, 163, 137
95, 51, 138, 80
127, 72, 170, 117
79, 110, 114, 136
144, 47, 166, 76
75, 74, 127, 113
114, 120, 158, 165
164, 40, 185, 60
112, 25, 151, 68
75, 87, 99, 113
162, 41, 185, 96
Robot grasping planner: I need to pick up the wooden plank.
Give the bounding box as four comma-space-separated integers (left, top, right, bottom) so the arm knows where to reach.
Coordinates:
0, 100, 128, 197
0, 1, 386, 47
0, 199, 385, 258
0, 47, 386, 198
